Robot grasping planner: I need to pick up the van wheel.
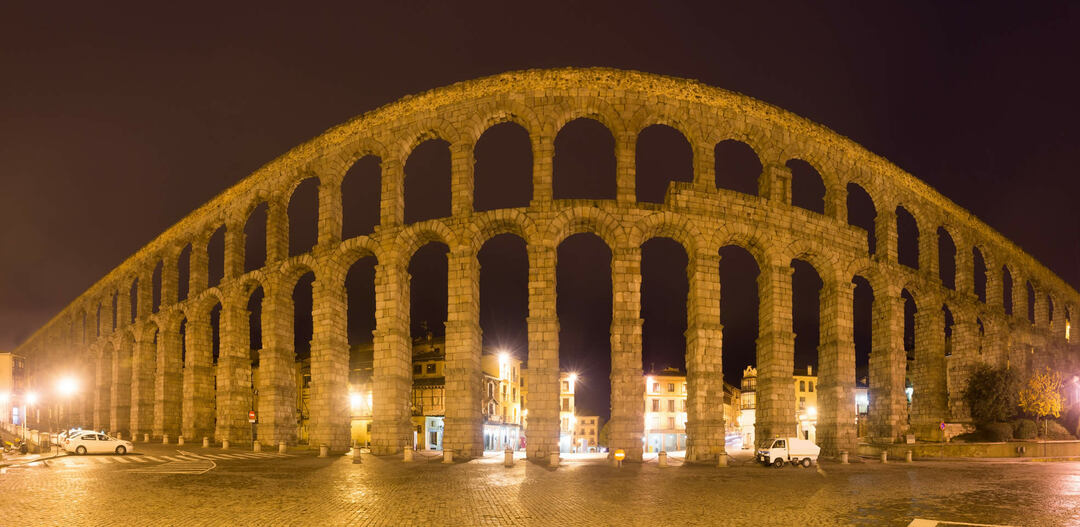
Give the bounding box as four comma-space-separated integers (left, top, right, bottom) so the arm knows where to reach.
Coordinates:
773, 458, 785, 468
800, 457, 812, 468
76, 446, 87, 455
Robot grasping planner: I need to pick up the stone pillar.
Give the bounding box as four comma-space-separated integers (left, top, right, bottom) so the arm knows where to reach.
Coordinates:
874, 210, 898, 263
258, 287, 298, 446
817, 279, 857, 457
691, 141, 715, 190
868, 287, 907, 442
189, 234, 209, 296
380, 159, 405, 227
266, 199, 289, 264
526, 243, 560, 460
685, 251, 725, 462
918, 221, 939, 280
162, 254, 179, 307
911, 301, 947, 441
1034, 286, 1050, 330
370, 261, 412, 455
309, 273, 351, 452
450, 142, 476, 216
824, 184, 847, 222
182, 314, 215, 441
216, 299, 253, 443
609, 246, 644, 462
94, 346, 112, 431
224, 222, 245, 281
985, 264, 1002, 309
615, 132, 636, 204
154, 326, 182, 439
531, 134, 554, 204
947, 316, 978, 421
954, 243, 972, 297
137, 270, 153, 319
117, 284, 132, 328
318, 174, 343, 247
129, 330, 156, 439
443, 248, 483, 459
110, 337, 132, 436
758, 164, 792, 205
1011, 272, 1027, 321
755, 263, 797, 443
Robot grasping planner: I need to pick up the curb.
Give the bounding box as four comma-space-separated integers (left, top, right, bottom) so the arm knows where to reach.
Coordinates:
0, 452, 68, 469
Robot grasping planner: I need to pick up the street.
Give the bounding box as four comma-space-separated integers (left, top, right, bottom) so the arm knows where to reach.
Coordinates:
1, 444, 1079, 526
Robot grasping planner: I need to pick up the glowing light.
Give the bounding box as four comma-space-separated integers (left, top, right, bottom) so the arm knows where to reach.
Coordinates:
807, 406, 817, 417
349, 392, 363, 411
0, 392, 8, 404
1067, 320, 1071, 341
855, 394, 869, 406
498, 351, 509, 364
568, 373, 578, 384
26, 392, 38, 405
57, 376, 78, 397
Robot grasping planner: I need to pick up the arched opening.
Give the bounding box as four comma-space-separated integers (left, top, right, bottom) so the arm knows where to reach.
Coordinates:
640, 238, 689, 373
1066, 308, 1072, 342
288, 178, 319, 256
129, 278, 138, 324
1026, 281, 1036, 324
342, 156, 382, 238
151, 261, 163, 313
714, 140, 761, 195
896, 206, 919, 269
474, 123, 532, 211
846, 183, 877, 255
478, 234, 528, 353
111, 292, 118, 331
344, 254, 376, 447
179, 318, 187, 370
718, 245, 760, 448
207, 226, 226, 288
557, 233, 612, 448
1001, 266, 1014, 315
409, 243, 449, 339
96, 304, 102, 337
852, 276, 874, 393
787, 159, 825, 214
178, 244, 191, 302
404, 139, 452, 224
407, 241, 448, 451
902, 289, 917, 360
244, 202, 268, 273
247, 287, 264, 367
553, 118, 615, 200
937, 228, 957, 289
292, 271, 315, 444
210, 302, 222, 366
972, 247, 987, 303
1048, 295, 1055, 329
976, 318, 985, 354
791, 260, 822, 377
635, 125, 692, 203
943, 305, 954, 356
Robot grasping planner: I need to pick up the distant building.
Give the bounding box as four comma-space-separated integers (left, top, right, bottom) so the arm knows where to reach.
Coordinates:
643, 367, 741, 453
0, 352, 27, 425
740, 365, 866, 448
480, 352, 524, 451
559, 372, 577, 453
573, 415, 600, 452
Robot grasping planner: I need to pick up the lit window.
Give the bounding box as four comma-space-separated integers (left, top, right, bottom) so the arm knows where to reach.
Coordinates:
562, 381, 569, 392
808, 381, 814, 393
652, 399, 659, 412
652, 383, 660, 393
667, 399, 675, 412
799, 380, 805, 392
668, 417, 675, 429
667, 383, 674, 393
1067, 320, 1072, 341
426, 363, 436, 374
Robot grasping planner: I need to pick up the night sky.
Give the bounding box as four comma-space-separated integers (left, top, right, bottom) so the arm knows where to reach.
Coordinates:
3, 2, 1079, 420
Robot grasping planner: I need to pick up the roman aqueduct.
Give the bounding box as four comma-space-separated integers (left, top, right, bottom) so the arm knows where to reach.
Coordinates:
14, 68, 1079, 462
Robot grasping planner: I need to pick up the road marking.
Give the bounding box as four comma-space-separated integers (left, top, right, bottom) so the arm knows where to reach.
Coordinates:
112, 456, 133, 463
908, 519, 1016, 527
127, 456, 149, 463
142, 456, 164, 462
94, 457, 115, 464
128, 459, 215, 475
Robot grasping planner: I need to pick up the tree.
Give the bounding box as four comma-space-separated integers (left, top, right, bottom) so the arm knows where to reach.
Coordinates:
1018, 368, 1064, 438
597, 421, 610, 449
962, 363, 1020, 423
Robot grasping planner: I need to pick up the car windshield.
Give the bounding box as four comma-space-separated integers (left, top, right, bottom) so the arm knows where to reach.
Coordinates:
773, 440, 785, 448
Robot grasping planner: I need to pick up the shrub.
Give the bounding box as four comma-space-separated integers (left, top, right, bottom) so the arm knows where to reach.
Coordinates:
978, 422, 1013, 442
1041, 420, 1075, 440
951, 432, 979, 443
963, 364, 1020, 424
1012, 419, 1037, 440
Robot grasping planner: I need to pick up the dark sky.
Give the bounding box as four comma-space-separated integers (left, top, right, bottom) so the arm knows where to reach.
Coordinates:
3, 2, 1079, 419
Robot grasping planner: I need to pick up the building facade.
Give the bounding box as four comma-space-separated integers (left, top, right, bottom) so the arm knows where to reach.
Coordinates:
644, 367, 741, 453
573, 415, 600, 452
0, 352, 27, 426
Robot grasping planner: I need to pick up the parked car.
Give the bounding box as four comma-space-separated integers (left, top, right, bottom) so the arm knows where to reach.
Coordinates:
756, 437, 820, 468
63, 432, 134, 455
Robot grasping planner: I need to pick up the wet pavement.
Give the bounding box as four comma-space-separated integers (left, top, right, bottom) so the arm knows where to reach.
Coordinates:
1, 442, 1078, 526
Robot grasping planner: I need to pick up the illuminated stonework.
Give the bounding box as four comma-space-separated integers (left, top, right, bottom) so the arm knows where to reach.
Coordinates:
14, 68, 1079, 463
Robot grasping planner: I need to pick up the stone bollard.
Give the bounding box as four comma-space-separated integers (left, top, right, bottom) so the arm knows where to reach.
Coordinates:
222, 440, 230, 450
163, 434, 169, 444
278, 442, 286, 454
253, 442, 262, 452
658, 451, 668, 467
717, 453, 728, 467
549, 452, 559, 468
353, 444, 362, 464
880, 451, 888, 464
442, 449, 454, 464
202, 437, 209, 448
504, 448, 514, 467
143, 433, 149, 443
404, 448, 414, 462
906, 450, 913, 463
840, 451, 849, 464
319, 445, 329, 458
116, 432, 122, 440
178, 436, 185, 446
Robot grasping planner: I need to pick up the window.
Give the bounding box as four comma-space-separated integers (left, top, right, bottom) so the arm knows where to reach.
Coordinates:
652, 399, 660, 412
681, 400, 686, 412
652, 382, 660, 393
667, 383, 675, 392
799, 380, 805, 392
413, 364, 422, 375
562, 381, 569, 392
808, 381, 814, 393
668, 417, 675, 429
562, 398, 570, 411
682, 383, 687, 394
426, 363, 436, 374
799, 396, 806, 409
488, 384, 494, 397
667, 399, 675, 412
775, 440, 785, 448
83, 435, 97, 441
512, 388, 517, 402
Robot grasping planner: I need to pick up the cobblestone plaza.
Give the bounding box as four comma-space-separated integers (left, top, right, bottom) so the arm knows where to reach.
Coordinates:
2, 446, 1079, 526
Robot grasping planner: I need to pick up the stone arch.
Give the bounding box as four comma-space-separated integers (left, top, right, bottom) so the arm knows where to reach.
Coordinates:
552, 116, 617, 200
460, 101, 543, 145
634, 123, 694, 203
783, 239, 842, 288
394, 221, 460, 264
276, 255, 321, 291
937, 225, 958, 290
711, 227, 775, 273
464, 210, 540, 253
472, 120, 533, 212
325, 136, 391, 180
546, 206, 627, 248
895, 204, 920, 269
547, 98, 626, 138
628, 212, 703, 257
786, 158, 827, 214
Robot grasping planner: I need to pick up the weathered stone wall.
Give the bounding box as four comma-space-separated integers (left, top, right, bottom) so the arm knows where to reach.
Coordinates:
15, 68, 1080, 459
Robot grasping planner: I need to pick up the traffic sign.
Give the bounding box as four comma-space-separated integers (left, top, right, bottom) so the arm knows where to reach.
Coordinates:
249, 411, 257, 423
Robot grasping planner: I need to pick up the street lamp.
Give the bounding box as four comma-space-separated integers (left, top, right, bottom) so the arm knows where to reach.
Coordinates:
56, 376, 78, 434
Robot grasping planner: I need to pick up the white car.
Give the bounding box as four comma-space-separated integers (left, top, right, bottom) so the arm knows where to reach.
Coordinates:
64, 432, 134, 455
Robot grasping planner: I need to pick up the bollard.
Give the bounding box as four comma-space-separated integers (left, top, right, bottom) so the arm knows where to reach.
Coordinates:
840, 450, 849, 464
319, 445, 328, 458
404, 448, 414, 462
658, 451, 668, 467
116, 432, 122, 440
614, 458, 623, 468
202, 437, 209, 448
353, 444, 362, 464
178, 436, 185, 446
717, 453, 728, 468
222, 440, 230, 450
278, 442, 286, 454
253, 441, 262, 452
163, 434, 170, 444
143, 433, 149, 443
442, 449, 454, 464
880, 451, 888, 464
905, 450, 913, 463
503, 448, 514, 467
549, 452, 559, 467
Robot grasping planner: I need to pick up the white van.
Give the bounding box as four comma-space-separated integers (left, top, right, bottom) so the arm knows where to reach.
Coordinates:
756, 437, 820, 467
